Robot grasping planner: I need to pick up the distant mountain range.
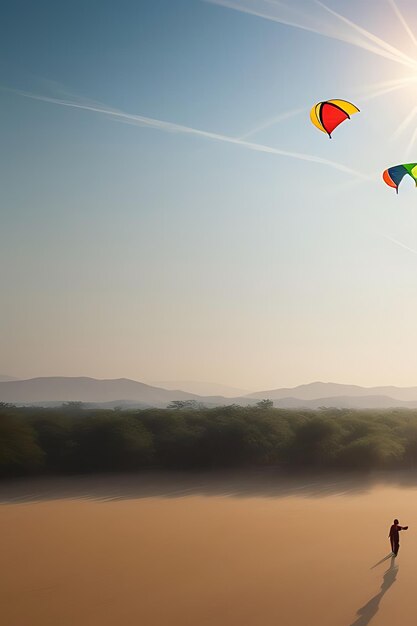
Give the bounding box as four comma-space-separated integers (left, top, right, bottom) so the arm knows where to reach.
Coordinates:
0, 375, 19, 383
247, 381, 417, 402
0, 377, 203, 407
3, 377, 417, 409
152, 380, 248, 397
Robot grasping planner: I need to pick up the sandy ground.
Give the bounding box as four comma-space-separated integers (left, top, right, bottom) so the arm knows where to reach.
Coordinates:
1, 472, 417, 626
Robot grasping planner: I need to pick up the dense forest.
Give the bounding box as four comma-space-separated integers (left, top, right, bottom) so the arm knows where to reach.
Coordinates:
2, 401, 417, 477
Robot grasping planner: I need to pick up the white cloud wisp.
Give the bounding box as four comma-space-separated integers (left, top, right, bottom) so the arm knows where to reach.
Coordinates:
6, 88, 370, 180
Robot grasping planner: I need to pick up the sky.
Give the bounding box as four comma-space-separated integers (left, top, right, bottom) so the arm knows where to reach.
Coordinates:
2, 0, 417, 391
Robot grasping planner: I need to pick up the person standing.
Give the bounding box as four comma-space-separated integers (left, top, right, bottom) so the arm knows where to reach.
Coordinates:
389, 519, 408, 556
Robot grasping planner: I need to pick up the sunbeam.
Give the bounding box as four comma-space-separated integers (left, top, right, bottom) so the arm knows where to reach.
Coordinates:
316, 0, 417, 68
387, 0, 417, 49
382, 234, 417, 256
355, 76, 413, 93
207, 0, 417, 68
238, 106, 306, 139
392, 105, 417, 139
354, 76, 416, 101
405, 126, 417, 157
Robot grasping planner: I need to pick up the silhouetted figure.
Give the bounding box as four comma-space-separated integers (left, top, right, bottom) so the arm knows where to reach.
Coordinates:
389, 518, 408, 556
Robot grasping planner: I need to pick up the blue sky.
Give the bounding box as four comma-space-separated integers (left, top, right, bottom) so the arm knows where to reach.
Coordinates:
2, 0, 417, 390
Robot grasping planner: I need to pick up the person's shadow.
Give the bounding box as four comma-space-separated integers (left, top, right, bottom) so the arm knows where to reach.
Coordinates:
349, 556, 398, 626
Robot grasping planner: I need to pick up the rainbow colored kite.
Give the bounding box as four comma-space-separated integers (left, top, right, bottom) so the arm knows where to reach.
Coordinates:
383, 163, 417, 193
310, 99, 360, 138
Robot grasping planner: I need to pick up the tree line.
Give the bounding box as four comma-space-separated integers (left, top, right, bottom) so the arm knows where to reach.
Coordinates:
1, 401, 417, 477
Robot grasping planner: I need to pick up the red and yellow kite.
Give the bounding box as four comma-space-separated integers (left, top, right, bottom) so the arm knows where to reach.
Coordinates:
310, 99, 360, 138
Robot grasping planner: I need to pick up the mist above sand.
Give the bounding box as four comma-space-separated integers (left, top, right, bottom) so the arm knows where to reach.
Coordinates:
2, 472, 417, 626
